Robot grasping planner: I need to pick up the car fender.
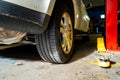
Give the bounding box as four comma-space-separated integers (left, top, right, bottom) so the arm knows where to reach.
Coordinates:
3, 0, 56, 16
73, 0, 90, 32
0, 0, 56, 33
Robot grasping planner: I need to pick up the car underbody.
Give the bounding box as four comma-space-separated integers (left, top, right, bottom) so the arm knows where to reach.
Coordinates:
0, 0, 90, 63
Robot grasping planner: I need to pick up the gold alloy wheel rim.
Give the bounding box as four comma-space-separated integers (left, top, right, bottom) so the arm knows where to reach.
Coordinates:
60, 12, 73, 54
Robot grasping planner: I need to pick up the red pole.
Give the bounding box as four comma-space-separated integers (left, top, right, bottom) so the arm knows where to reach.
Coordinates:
106, 0, 118, 50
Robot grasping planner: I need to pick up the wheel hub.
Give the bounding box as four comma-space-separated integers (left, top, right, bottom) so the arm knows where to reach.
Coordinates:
60, 12, 73, 54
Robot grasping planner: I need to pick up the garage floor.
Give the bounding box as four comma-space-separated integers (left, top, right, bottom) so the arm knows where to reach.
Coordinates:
0, 34, 120, 80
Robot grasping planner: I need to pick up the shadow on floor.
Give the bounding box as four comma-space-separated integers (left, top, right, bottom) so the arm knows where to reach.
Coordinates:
70, 36, 97, 63
0, 34, 98, 63
0, 45, 41, 61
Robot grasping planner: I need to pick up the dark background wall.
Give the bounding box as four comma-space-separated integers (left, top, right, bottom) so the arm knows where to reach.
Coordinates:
83, 0, 104, 6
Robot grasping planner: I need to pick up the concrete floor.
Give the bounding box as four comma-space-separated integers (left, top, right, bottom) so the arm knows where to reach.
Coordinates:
0, 34, 120, 80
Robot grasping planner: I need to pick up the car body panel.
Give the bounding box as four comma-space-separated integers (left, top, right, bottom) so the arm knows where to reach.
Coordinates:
0, 0, 51, 33
0, 0, 89, 33
73, 0, 90, 32
3, 0, 56, 16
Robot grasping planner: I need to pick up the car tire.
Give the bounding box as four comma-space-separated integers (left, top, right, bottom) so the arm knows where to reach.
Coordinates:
35, 1, 74, 63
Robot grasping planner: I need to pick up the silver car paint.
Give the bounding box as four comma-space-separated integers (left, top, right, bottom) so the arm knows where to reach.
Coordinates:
73, 0, 90, 32
3, 0, 56, 16
3, 0, 89, 32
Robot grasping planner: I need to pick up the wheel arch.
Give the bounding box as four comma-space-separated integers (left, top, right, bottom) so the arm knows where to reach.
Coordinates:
53, 0, 75, 25
63, 0, 75, 25
35, 0, 75, 63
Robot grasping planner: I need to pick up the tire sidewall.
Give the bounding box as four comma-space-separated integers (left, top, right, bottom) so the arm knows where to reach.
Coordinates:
51, 2, 74, 62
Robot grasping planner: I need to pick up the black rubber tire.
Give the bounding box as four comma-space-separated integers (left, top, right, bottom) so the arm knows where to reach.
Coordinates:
35, 1, 74, 63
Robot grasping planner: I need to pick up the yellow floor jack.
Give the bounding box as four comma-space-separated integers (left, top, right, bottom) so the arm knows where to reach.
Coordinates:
96, 37, 113, 68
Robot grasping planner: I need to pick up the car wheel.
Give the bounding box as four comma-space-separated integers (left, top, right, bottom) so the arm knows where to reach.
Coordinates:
35, 1, 74, 63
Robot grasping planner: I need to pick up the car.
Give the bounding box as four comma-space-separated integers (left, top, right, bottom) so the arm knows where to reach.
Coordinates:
0, 0, 90, 63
